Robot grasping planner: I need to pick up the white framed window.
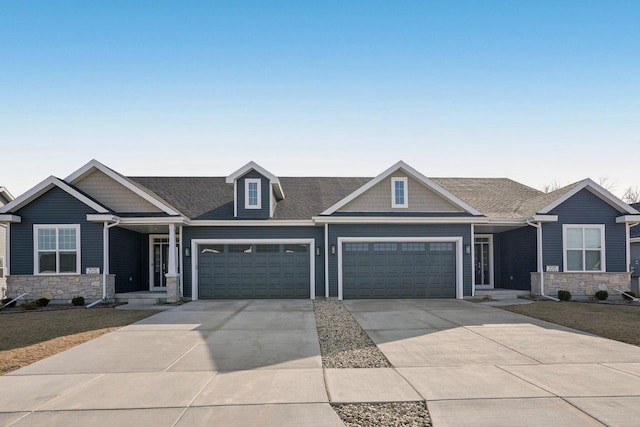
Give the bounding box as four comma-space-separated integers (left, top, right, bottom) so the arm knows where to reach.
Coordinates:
34, 225, 81, 275
562, 224, 605, 272
0, 256, 4, 279
391, 177, 408, 208
245, 178, 262, 209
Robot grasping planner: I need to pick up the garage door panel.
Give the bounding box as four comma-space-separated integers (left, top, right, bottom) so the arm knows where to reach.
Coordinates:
343, 240, 457, 299
198, 243, 310, 299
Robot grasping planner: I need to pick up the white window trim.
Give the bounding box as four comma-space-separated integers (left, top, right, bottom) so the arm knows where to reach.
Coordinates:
391, 177, 408, 208
33, 224, 81, 275
0, 256, 5, 279
245, 178, 262, 210
562, 224, 606, 272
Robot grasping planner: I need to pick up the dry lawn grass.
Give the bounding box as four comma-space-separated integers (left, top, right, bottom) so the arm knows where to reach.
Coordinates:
501, 301, 640, 346
0, 308, 157, 375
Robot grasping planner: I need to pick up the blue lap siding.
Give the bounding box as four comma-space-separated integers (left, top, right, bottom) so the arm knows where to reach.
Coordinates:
327, 224, 472, 297
182, 226, 325, 298
10, 187, 103, 274
110, 227, 147, 293
497, 226, 537, 290
542, 189, 626, 272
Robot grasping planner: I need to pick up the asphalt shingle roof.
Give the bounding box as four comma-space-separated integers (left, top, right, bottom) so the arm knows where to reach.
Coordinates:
129, 175, 564, 221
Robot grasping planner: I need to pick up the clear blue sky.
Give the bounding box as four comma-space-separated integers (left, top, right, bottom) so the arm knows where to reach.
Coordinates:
1, 1, 639, 197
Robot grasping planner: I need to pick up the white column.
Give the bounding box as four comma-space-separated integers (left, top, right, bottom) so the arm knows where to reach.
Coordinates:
168, 224, 177, 275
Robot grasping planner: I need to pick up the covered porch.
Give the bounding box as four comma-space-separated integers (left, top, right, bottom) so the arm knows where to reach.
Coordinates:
471, 221, 537, 297
87, 214, 187, 303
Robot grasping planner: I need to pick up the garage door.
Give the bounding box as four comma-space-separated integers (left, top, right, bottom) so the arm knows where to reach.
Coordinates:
342, 241, 456, 298
198, 243, 310, 298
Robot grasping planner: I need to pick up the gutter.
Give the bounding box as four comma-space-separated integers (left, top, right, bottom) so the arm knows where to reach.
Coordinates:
526, 219, 560, 302
99, 218, 121, 304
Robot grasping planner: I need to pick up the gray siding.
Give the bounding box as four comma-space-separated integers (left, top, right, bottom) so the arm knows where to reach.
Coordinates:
182, 226, 325, 298
10, 187, 103, 275
498, 226, 537, 290
543, 189, 627, 272
236, 170, 272, 219
110, 227, 146, 293
328, 224, 472, 297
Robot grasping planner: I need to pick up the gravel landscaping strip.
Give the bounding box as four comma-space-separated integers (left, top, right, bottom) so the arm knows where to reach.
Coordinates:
332, 402, 432, 427
313, 299, 391, 368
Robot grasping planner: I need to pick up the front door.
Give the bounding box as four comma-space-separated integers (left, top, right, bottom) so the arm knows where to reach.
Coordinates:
150, 235, 179, 290
474, 235, 493, 289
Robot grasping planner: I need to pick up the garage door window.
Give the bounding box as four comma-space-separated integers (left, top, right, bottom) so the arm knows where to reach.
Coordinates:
401, 243, 426, 252
201, 245, 224, 254
373, 243, 397, 252
345, 243, 369, 252
284, 244, 308, 254
256, 244, 279, 253
429, 243, 454, 251
229, 244, 252, 254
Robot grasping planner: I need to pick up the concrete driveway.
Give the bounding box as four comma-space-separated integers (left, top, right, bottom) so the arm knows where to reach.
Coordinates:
1, 299, 640, 426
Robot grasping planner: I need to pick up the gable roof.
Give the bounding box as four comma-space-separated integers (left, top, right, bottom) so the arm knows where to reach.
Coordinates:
0, 176, 109, 214
65, 159, 184, 216
532, 179, 639, 215
321, 161, 483, 216
0, 186, 14, 204
225, 161, 285, 199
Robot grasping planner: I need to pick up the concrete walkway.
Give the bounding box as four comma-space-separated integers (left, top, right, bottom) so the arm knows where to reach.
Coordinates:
343, 299, 640, 427
1, 299, 640, 426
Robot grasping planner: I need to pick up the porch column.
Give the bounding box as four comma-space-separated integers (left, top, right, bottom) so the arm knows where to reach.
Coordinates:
168, 224, 177, 275
165, 224, 179, 303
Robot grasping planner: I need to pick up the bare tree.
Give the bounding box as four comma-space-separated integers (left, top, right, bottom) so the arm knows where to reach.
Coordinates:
597, 176, 617, 192
622, 186, 640, 204
543, 180, 561, 193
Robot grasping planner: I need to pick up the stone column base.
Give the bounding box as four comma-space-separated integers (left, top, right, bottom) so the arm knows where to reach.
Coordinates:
165, 274, 180, 303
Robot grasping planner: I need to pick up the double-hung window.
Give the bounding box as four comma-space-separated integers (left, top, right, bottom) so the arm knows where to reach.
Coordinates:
563, 225, 605, 272
245, 179, 262, 209
391, 177, 408, 208
34, 225, 81, 274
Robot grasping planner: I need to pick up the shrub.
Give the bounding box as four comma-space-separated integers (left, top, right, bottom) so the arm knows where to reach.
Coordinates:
557, 290, 572, 301
1, 297, 16, 308
622, 291, 637, 301
72, 296, 85, 306
21, 301, 38, 310
594, 290, 608, 301
35, 297, 51, 307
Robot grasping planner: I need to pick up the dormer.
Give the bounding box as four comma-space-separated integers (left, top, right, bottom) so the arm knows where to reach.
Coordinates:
226, 162, 285, 219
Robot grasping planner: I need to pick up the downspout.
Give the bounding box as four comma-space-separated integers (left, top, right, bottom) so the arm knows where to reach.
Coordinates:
99, 219, 121, 304
526, 219, 559, 302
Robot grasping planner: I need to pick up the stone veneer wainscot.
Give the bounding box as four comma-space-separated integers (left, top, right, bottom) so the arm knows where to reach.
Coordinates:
531, 272, 631, 297
7, 274, 115, 302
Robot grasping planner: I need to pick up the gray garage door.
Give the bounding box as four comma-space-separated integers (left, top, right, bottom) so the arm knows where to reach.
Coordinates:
342, 241, 456, 298
198, 243, 310, 298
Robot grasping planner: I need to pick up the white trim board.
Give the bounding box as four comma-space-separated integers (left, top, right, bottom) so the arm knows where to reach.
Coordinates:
0, 176, 109, 214
190, 238, 315, 301
336, 236, 464, 300
321, 161, 482, 216
65, 159, 182, 216
473, 234, 494, 289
